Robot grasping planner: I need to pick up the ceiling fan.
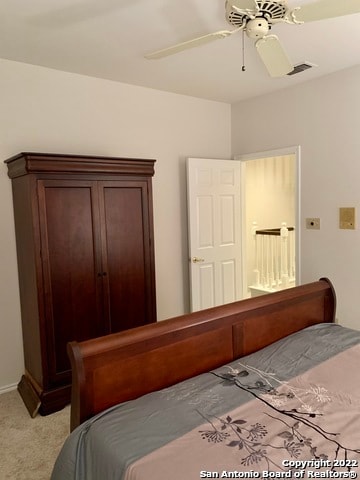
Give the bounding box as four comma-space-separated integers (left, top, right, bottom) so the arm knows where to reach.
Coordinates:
145, 0, 360, 77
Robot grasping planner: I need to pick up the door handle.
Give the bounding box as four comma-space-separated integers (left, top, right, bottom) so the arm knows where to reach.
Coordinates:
192, 257, 205, 263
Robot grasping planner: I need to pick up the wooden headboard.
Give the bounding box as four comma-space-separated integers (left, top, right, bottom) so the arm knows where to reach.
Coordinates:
68, 278, 336, 430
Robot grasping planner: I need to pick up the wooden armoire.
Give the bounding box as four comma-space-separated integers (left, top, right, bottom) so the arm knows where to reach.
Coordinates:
5, 152, 156, 416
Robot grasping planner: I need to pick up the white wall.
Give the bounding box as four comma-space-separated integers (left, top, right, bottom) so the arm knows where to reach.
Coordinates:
232, 64, 360, 330
0, 58, 231, 390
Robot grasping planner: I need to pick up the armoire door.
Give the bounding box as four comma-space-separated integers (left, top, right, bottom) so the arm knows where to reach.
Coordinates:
6, 152, 156, 416
37, 179, 105, 385
99, 181, 156, 332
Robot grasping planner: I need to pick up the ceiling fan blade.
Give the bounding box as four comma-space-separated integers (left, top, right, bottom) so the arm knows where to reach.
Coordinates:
255, 35, 294, 77
230, 0, 258, 11
145, 30, 234, 59
293, 0, 360, 23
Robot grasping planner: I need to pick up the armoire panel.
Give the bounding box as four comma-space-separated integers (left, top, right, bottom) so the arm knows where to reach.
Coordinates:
102, 183, 154, 332
38, 181, 104, 382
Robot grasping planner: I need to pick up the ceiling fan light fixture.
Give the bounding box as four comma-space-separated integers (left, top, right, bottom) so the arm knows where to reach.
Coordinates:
245, 18, 270, 38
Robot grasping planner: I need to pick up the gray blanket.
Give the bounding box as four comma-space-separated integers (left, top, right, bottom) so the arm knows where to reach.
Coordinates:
51, 323, 360, 480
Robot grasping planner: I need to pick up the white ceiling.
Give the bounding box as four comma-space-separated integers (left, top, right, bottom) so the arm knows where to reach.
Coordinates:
1, 0, 360, 103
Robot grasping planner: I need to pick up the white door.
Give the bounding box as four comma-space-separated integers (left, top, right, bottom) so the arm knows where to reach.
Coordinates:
187, 157, 243, 312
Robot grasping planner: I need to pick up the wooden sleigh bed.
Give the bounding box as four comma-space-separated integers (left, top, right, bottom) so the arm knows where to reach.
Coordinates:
52, 278, 360, 480
68, 278, 335, 430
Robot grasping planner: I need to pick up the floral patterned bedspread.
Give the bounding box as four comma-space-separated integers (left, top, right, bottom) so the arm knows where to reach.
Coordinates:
124, 342, 360, 479
51, 324, 360, 480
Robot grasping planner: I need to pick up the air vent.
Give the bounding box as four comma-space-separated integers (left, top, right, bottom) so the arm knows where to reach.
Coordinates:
287, 62, 317, 76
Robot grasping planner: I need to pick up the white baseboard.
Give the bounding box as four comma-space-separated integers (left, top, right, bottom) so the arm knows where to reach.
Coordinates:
0, 383, 18, 395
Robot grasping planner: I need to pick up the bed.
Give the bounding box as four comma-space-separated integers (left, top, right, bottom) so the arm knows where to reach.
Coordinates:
51, 278, 360, 479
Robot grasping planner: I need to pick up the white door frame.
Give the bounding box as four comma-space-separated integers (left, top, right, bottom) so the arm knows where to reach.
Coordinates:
234, 145, 301, 297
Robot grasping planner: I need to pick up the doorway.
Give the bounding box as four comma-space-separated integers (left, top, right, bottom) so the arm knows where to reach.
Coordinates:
236, 146, 301, 298
187, 147, 300, 310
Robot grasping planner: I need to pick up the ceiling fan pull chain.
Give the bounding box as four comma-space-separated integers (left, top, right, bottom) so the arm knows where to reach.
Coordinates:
242, 28, 246, 72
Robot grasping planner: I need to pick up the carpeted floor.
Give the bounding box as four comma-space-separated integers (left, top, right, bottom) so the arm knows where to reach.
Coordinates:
0, 389, 70, 480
